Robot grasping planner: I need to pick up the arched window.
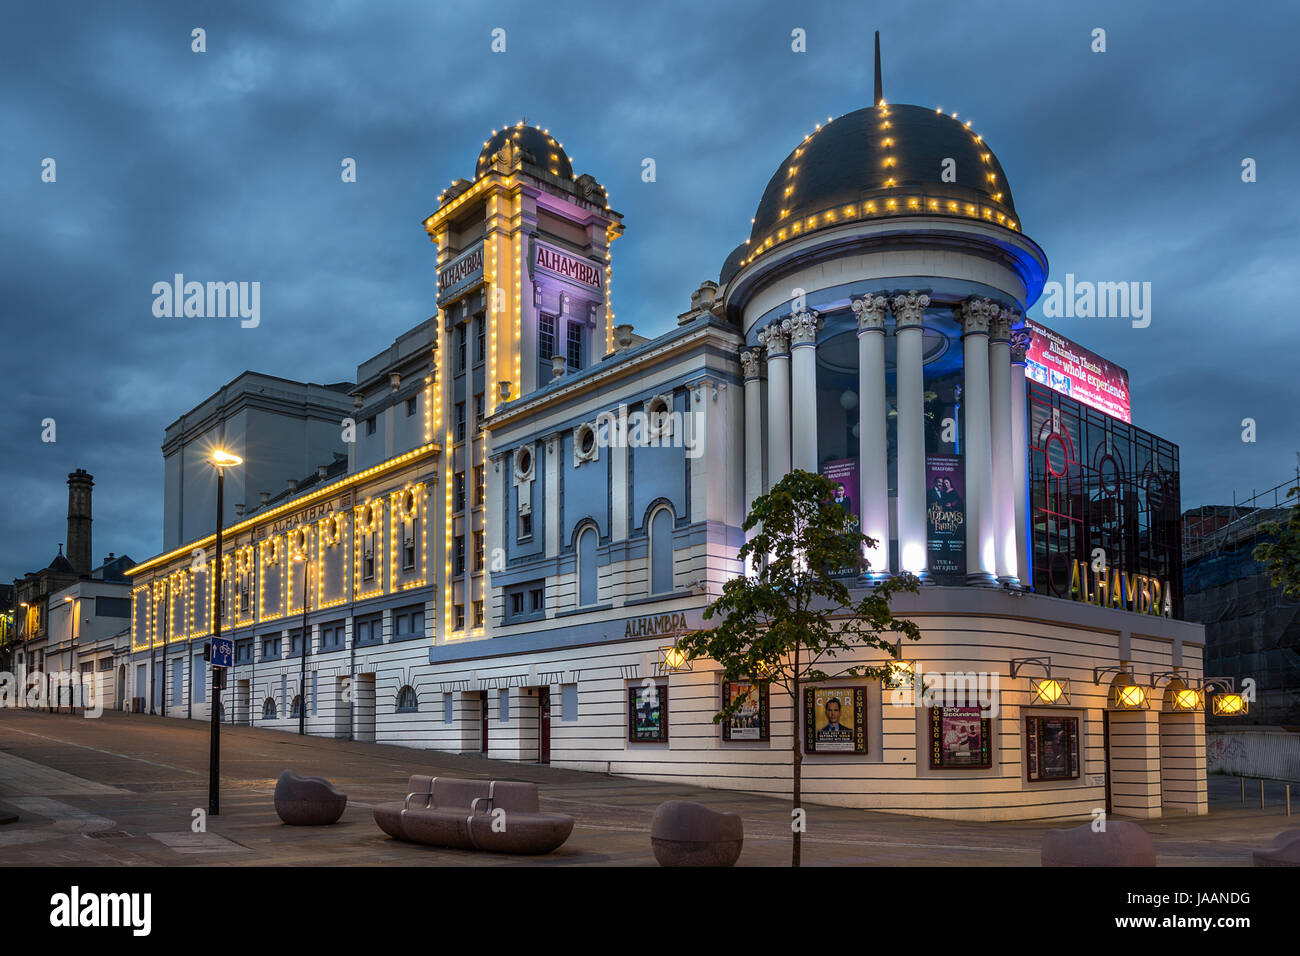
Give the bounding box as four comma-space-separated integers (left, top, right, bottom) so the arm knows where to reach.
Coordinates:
396, 685, 418, 713
649, 506, 674, 595
290, 695, 303, 718
578, 526, 598, 606
262, 697, 278, 720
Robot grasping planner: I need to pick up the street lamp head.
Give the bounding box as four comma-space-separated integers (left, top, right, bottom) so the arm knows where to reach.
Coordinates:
211, 450, 243, 468
63, 596, 73, 603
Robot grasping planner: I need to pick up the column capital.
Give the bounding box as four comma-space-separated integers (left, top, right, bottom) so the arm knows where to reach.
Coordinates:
890, 291, 930, 330
740, 349, 763, 380
757, 321, 791, 357
784, 310, 822, 347
957, 296, 999, 337
1009, 325, 1032, 364
852, 294, 889, 333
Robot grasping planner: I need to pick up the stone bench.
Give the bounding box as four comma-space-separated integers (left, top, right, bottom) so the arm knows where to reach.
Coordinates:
1041, 820, 1155, 867
274, 770, 347, 826
373, 775, 574, 855
650, 800, 744, 866
1253, 828, 1300, 866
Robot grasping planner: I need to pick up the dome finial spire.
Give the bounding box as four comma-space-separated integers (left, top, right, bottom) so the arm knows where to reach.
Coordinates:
874, 31, 883, 106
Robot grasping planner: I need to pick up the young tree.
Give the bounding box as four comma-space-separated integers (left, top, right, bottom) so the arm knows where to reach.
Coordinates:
677, 469, 921, 867
1254, 486, 1300, 599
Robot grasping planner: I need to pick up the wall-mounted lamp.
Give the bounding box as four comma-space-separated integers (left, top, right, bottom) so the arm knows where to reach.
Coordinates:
1204, 677, 1248, 717
1094, 664, 1149, 711
1011, 657, 1070, 705
1151, 669, 1204, 713
659, 644, 691, 673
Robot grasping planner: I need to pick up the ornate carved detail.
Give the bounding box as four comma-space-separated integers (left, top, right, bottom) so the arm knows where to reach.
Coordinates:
757, 321, 791, 357
784, 309, 821, 347
990, 307, 1013, 342
852, 294, 889, 333
1009, 325, 1033, 364
890, 291, 930, 330
956, 296, 999, 337
740, 349, 762, 380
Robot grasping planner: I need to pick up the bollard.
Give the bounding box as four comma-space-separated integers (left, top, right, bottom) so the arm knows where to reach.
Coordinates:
1260, 778, 1265, 809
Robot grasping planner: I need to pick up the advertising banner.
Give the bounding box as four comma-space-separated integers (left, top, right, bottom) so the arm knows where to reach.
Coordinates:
925, 455, 966, 578
804, 686, 867, 754
821, 458, 861, 578
1023, 319, 1131, 423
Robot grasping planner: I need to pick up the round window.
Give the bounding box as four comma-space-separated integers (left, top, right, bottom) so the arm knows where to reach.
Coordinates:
580, 426, 595, 455
517, 448, 532, 476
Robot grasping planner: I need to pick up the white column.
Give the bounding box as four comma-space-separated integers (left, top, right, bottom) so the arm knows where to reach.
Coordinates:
1010, 324, 1031, 590
787, 310, 822, 474
989, 307, 1018, 586
891, 291, 929, 577
758, 322, 792, 488
853, 295, 890, 575
958, 297, 997, 585
741, 350, 765, 513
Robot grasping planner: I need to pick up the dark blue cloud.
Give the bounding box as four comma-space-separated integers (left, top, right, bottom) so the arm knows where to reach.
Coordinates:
2, 0, 1297, 575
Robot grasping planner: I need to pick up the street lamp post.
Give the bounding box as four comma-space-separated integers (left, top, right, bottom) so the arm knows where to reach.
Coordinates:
209, 450, 242, 817
295, 545, 310, 735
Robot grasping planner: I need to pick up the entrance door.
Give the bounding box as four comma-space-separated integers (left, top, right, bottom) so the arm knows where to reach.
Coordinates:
538, 687, 551, 764
152, 661, 164, 712
1102, 710, 1113, 815
236, 679, 251, 725
116, 665, 126, 710
354, 673, 376, 743
480, 693, 489, 754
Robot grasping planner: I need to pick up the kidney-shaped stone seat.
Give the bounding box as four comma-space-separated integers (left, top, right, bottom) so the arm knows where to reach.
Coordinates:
1253, 828, 1300, 866
274, 770, 348, 826
650, 800, 744, 866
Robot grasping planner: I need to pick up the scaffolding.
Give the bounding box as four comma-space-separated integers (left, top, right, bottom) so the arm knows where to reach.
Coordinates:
1183, 471, 1300, 727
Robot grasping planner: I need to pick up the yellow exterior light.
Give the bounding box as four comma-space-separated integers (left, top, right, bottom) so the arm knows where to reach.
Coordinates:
1031, 677, 1069, 705
1211, 693, 1246, 717
659, 645, 691, 673
211, 449, 243, 468
1172, 688, 1204, 712
1112, 682, 1147, 710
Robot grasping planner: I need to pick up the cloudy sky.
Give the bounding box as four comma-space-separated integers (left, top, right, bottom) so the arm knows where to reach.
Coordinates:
2, 0, 1297, 576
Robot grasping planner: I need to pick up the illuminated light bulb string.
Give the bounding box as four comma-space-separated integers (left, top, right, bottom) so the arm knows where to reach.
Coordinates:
740, 103, 1017, 269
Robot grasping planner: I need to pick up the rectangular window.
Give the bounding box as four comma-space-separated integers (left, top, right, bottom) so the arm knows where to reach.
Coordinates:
394, 606, 424, 638
474, 465, 485, 506
539, 314, 556, 363
319, 622, 344, 651
504, 581, 545, 622
475, 315, 486, 363
454, 604, 465, 630
518, 512, 532, 540
406, 396, 417, 417
474, 392, 484, 424
561, 683, 578, 722
354, 616, 382, 645
473, 600, 484, 627
473, 530, 484, 571
366, 416, 377, 436
567, 321, 583, 371
510, 592, 524, 616
289, 629, 307, 656
194, 657, 206, 704
443, 694, 454, 723
499, 689, 510, 723
456, 323, 467, 372
455, 402, 466, 443
262, 636, 281, 660
362, 531, 376, 581
454, 536, 466, 576
454, 472, 466, 512
402, 518, 417, 571
171, 659, 183, 706
530, 587, 544, 612
235, 639, 254, 664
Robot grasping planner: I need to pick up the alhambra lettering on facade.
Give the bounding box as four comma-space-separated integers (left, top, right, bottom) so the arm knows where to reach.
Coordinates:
535, 244, 602, 289
624, 612, 688, 639
1068, 561, 1173, 617
259, 496, 349, 539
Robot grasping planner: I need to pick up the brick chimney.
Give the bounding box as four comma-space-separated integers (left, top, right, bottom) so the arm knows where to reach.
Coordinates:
66, 469, 94, 577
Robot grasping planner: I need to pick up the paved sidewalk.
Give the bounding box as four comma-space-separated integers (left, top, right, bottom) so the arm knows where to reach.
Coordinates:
0, 708, 1292, 866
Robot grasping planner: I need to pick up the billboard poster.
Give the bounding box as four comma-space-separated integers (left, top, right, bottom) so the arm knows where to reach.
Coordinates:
925, 455, 966, 577
1026, 715, 1080, 781
1022, 319, 1131, 423
721, 679, 769, 741
628, 685, 668, 742
929, 706, 992, 769
804, 686, 867, 754
820, 458, 861, 578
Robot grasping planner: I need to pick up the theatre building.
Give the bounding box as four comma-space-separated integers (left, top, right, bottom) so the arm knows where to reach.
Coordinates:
127, 71, 1213, 822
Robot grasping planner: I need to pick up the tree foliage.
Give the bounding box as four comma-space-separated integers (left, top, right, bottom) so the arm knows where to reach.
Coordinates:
1254, 486, 1300, 599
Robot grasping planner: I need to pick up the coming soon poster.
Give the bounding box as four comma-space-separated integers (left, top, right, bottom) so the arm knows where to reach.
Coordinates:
925, 455, 966, 577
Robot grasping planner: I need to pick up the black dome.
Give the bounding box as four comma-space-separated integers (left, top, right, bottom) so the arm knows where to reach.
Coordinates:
476, 124, 573, 180
748, 103, 1019, 250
